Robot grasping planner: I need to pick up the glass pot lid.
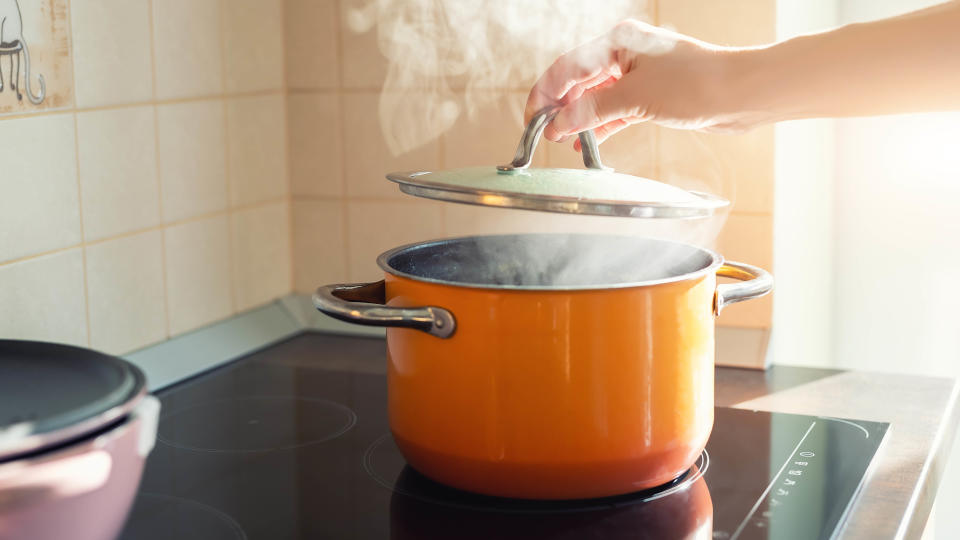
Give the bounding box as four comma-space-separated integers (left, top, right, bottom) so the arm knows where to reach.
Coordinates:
387, 107, 729, 219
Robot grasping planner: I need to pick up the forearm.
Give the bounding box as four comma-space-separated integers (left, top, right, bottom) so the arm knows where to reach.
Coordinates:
727, 1, 960, 122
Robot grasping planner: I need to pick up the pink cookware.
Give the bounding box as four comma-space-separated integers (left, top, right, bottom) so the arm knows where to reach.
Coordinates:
0, 340, 160, 540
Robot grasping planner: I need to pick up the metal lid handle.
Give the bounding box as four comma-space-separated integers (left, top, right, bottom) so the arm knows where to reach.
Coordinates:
498, 106, 611, 172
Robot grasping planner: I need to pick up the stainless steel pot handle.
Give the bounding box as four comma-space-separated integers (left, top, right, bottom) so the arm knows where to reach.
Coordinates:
497, 106, 611, 172
313, 280, 456, 338
714, 261, 774, 316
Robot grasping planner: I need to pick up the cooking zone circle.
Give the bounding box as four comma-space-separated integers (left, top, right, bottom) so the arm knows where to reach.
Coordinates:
363, 433, 709, 513
157, 396, 357, 453
120, 493, 247, 540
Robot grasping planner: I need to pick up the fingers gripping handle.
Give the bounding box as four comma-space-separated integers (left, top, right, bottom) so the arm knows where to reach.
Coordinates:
498, 106, 611, 172
313, 281, 456, 338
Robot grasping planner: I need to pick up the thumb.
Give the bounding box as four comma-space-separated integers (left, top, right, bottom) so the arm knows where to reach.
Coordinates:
549, 81, 639, 139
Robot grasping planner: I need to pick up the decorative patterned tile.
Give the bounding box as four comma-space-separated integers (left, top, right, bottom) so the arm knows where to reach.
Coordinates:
0, 0, 73, 113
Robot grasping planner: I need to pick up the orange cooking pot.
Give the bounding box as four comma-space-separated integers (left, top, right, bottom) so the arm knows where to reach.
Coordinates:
314, 233, 771, 500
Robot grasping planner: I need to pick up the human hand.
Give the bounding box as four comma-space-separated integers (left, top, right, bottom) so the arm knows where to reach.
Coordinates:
525, 20, 752, 150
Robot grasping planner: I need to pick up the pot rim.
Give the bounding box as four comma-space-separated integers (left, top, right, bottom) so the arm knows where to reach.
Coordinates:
376, 233, 724, 291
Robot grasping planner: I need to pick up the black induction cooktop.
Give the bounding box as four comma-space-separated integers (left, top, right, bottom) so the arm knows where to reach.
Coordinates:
119, 333, 888, 540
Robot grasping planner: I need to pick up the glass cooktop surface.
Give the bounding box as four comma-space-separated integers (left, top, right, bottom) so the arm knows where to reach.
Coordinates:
120, 333, 888, 540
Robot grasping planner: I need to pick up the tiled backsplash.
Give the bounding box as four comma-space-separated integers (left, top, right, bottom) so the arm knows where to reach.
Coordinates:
0, 0, 774, 356
287, 0, 775, 329
0, 0, 291, 354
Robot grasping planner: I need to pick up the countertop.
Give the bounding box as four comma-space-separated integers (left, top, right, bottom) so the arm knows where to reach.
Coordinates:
715, 365, 959, 539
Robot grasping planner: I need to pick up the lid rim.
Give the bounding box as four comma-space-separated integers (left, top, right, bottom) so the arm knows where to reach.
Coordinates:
387, 169, 729, 219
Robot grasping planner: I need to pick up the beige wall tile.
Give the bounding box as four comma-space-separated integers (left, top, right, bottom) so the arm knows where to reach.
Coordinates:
0, 114, 80, 263
71, 0, 153, 107
157, 101, 228, 222
231, 203, 292, 311
594, 124, 658, 178
77, 106, 159, 241
292, 200, 345, 293
545, 139, 593, 170
657, 0, 775, 46
716, 213, 773, 270
222, 0, 284, 93
227, 94, 289, 206
717, 290, 773, 328
153, 0, 223, 100
339, 0, 386, 89
346, 200, 443, 282
342, 93, 439, 198
442, 93, 544, 168
0, 249, 87, 346
716, 327, 770, 369
164, 215, 233, 335
716, 212, 774, 328
659, 126, 774, 214
0, 0, 74, 114
288, 93, 342, 197
86, 231, 166, 354
285, 0, 339, 89
547, 123, 657, 178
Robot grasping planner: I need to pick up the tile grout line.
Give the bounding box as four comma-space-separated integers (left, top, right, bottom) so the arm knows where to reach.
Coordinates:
0, 89, 288, 122
146, 0, 171, 340
650, 0, 661, 186
64, 0, 92, 348
218, 0, 238, 315
0, 199, 291, 271
334, 0, 351, 281
72, 113, 93, 348
279, 0, 295, 294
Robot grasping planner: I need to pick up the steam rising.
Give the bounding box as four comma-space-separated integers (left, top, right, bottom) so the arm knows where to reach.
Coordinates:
346, 0, 649, 154
345, 0, 736, 283
434, 207, 730, 288
390, 233, 717, 288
